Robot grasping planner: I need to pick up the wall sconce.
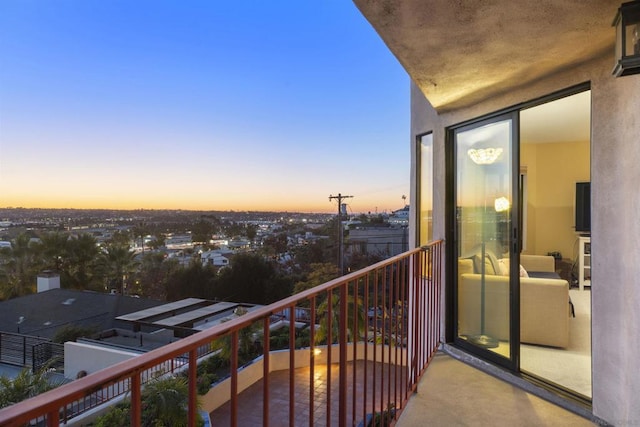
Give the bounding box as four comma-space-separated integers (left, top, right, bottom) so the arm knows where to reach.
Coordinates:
613, 0, 640, 76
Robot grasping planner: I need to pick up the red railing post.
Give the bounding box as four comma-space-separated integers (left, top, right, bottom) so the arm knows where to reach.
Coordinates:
131, 374, 141, 427
339, 284, 347, 427
230, 330, 239, 427
326, 288, 333, 424
263, 316, 270, 426
289, 306, 295, 427
188, 350, 197, 427
46, 409, 59, 427
309, 296, 316, 427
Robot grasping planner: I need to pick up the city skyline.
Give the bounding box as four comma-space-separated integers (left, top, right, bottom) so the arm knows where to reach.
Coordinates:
0, 2, 409, 214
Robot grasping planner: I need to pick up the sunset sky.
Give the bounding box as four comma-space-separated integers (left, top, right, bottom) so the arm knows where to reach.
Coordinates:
0, 2, 409, 214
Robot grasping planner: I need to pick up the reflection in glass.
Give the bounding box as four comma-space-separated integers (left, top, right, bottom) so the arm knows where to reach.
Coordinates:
419, 133, 433, 246
455, 119, 512, 358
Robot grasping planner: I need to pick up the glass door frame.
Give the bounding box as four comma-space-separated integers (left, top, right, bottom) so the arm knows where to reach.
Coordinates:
447, 111, 521, 371
444, 82, 591, 377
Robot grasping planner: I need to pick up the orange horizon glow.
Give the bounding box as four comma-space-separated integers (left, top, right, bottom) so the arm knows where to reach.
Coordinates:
0, 195, 406, 215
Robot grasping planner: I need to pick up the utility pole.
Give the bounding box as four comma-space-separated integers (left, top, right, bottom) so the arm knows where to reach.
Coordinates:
329, 193, 353, 275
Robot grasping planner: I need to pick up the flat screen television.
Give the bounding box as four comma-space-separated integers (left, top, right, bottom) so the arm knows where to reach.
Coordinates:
575, 182, 591, 233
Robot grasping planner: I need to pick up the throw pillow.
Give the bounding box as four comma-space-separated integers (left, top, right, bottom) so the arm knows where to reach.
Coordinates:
497, 258, 530, 277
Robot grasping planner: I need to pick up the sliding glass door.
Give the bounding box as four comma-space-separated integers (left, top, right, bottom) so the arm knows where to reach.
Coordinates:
453, 113, 518, 367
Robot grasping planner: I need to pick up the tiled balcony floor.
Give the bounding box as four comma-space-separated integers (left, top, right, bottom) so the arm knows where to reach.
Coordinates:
210, 353, 594, 426
211, 360, 404, 426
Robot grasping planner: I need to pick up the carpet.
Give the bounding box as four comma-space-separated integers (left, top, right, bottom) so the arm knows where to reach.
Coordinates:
520, 289, 592, 397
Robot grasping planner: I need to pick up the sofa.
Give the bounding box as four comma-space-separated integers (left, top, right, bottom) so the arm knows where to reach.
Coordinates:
458, 253, 571, 348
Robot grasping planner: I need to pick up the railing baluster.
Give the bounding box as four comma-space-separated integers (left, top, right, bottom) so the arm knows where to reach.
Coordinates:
380, 265, 386, 420
351, 279, 358, 424
289, 305, 295, 427
326, 288, 333, 425
339, 283, 347, 427
372, 268, 378, 423
309, 296, 316, 427
363, 273, 369, 426
188, 350, 197, 427
231, 330, 239, 427
263, 316, 270, 427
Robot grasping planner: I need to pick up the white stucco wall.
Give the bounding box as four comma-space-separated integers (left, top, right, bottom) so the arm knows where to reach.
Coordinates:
64, 341, 140, 380
410, 52, 640, 425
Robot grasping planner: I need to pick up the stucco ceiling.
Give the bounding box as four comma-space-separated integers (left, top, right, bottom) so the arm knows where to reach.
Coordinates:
354, 0, 620, 112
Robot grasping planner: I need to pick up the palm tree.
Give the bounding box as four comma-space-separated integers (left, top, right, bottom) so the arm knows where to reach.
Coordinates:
315, 290, 366, 345
94, 375, 202, 427
141, 375, 194, 427
35, 232, 69, 272
66, 233, 101, 290
0, 233, 39, 299
0, 366, 63, 409
98, 244, 138, 294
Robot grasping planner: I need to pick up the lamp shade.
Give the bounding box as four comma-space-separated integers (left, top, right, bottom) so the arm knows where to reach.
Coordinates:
467, 148, 503, 165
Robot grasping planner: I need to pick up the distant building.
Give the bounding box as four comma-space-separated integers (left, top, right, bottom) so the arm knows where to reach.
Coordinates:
200, 250, 230, 267
388, 205, 410, 226
0, 289, 164, 339
346, 225, 409, 258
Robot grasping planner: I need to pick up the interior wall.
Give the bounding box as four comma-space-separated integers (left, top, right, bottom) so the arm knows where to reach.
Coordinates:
521, 140, 590, 259
520, 144, 538, 254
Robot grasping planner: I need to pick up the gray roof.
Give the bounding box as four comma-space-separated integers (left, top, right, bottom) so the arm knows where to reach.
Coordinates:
0, 289, 165, 339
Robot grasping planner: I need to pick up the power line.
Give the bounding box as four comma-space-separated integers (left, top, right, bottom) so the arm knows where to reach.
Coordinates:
329, 193, 353, 275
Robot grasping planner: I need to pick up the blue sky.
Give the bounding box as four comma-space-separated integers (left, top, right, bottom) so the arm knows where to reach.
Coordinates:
0, 1, 409, 213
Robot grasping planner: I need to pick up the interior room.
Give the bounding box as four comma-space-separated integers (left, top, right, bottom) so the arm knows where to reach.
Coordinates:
518, 90, 592, 398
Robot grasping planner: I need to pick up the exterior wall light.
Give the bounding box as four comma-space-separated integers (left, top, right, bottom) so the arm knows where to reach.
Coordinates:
613, 0, 640, 76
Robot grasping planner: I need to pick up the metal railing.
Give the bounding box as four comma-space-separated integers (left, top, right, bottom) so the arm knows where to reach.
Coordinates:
0, 240, 443, 427
0, 332, 64, 373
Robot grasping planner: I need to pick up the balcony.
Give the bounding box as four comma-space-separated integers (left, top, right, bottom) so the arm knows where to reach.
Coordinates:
0, 239, 589, 426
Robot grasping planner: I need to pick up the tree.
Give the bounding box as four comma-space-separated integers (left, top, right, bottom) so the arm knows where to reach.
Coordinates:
214, 253, 292, 304
35, 232, 69, 272
94, 375, 203, 427
106, 230, 132, 247
65, 233, 101, 290
293, 263, 339, 294
140, 375, 192, 426
132, 222, 149, 253
135, 252, 177, 300
147, 233, 166, 250
98, 244, 138, 294
0, 366, 63, 409
261, 233, 288, 259
293, 239, 334, 268
164, 261, 216, 301
191, 220, 216, 245
0, 233, 39, 299
52, 324, 98, 343
315, 290, 366, 345
245, 224, 257, 241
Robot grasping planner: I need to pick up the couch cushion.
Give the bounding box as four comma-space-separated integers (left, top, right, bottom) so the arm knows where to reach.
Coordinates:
461, 244, 501, 275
